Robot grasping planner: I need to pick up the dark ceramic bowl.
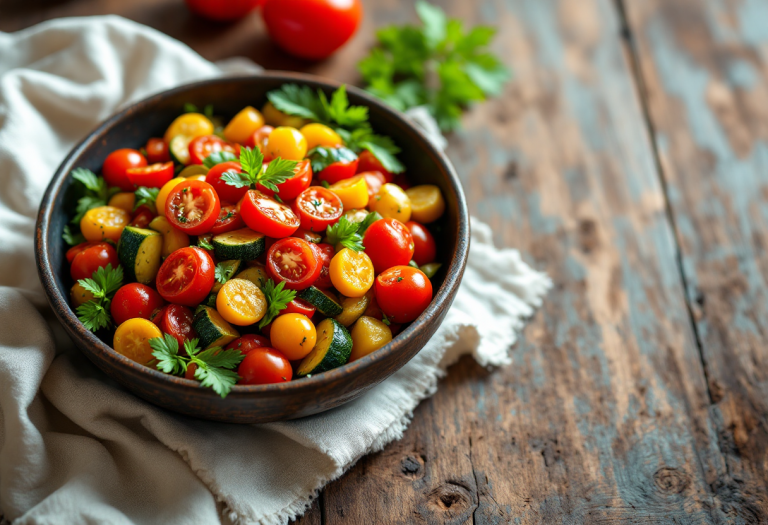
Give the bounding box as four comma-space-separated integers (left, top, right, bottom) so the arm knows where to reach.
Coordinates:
35, 72, 469, 424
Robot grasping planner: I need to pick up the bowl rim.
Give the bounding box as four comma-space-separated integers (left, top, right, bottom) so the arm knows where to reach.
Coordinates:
35, 71, 469, 397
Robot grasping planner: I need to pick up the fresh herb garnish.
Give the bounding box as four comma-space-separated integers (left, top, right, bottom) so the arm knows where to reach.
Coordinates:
62, 225, 86, 246
307, 146, 359, 173
203, 151, 238, 169
134, 186, 160, 212
220, 146, 298, 194
197, 236, 214, 251
214, 262, 238, 284
150, 334, 244, 398
356, 211, 382, 235
184, 103, 214, 119
259, 278, 297, 329
325, 212, 381, 252
75, 264, 123, 332
321, 180, 330, 189
382, 313, 391, 326
70, 168, 120, 224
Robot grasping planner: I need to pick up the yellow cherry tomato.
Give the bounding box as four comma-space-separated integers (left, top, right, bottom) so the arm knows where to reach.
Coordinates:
266, 127, 308, 160
330, 248, 374, 298
270, 313, 317, 360
349, 316, 393, 361
189, 174, 207, 182
343, 208, 369, 223
113, 318, 163, 365
70, 283, 95, 307
163, 113, 214, 143
156, 176, 186, 214
224, 106, 265, 144
299, 123, 343, 150
330, 175, 369, 209
405, 185, 445, 224
369, 183, 412, 222
80, 205, 131, 242
216, 278, 267, 326
107, 192, 135, 212
148, 215, 190, 258
262, 101, 308, 128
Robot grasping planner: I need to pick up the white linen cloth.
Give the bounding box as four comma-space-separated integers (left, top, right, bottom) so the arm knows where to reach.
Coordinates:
0, 16, 551, 525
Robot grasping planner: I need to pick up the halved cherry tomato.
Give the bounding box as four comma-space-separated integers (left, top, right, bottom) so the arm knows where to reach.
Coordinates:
244, 125, 274, 153
292, 186, 343, 232
283, 298, 316, 317
240, 189, 300, 238
210, 204, 246, 235
155, 247, 215, 306
361, 171, 386, 200
329, 248, 374, 298
205, 161, 249, 204
103, 149, 147, 191
356, 151, 393, 182
265, 237, 321, 290
237, 347, 292, 385
224, 106, 266, 144
80, 206, 130, 242
317, 155, 359, 185
126, 162, 174, 189
188, 135, 236, 165
406, 221, 437, 266
145, 138, 171, 164
256, 159, 312, 201
225, 334, 271, 356
70, 242, 119, 281
66, 241, 99, 264
311, 242, 334, 289
165, 180, 221, 236
129, 205, 155, 228
362, 218, 414, 274
151, 304, 197, 347
374, 266, 432, 323
110, 283, 165, 326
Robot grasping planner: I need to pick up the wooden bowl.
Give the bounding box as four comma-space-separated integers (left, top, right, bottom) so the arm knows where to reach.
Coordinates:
35, 73, 469, 424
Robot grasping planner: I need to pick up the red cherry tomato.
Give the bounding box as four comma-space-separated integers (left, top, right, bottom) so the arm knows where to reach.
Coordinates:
283, 298, 316, 317
102, 149, 147, 191
244, 125, 274, 152
145, 138, 171, 163
125, 162, 174, 189
66, 241, 99, 264
209, 205, 246, 235
151, 304, 197, 347
185, 0, 263, 21
405, 221, 437, 266
110, 283, 165, 326
155, 247, 215, 306
363, 218, 414, 274
205, 161, 249, 204
317, 157, 359, 185
70, 243, 119, 282
165, 180, 221, 236
225, 334, 271, 355
361, 171, 386, 200
311, 242, 334, 289
188, 135, 237, 165
356, 151, 393, 182
240, 189, 300, 238
265, 237, 321, 290
257, 159, 312, 201
129, 205, 155, 228
292, 186, 343, 232
375, 266, 432, 323
237, 347, 292, 385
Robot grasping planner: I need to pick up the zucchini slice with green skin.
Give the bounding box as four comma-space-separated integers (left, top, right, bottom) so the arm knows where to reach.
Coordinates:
193, 306, 240, 349
177, 164, 208, 178
203, 292, 218, 308
212, 259, 244, 293
212, 228, 266, 261
299, 286, 343, 317
334, 294, 370, 327
297, 318, 352, 376
169, 135, 193, 165
117, 226, 163, 285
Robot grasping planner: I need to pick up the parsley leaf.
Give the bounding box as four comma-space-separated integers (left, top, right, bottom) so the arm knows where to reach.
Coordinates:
267, 84, 326, 121
197, 236, 214, 251
259, 279, 297, 329
134, 186, 160, 212
326, 215, 365, 252
214, 261, 239, 284
221, 146, 298, 194
307, 146, 359, 174
69, 168, 119, 224
75, 264, 123, 332
62, 225, 85, 246
76, 301, 112, 332
357, 211, 382, 235
320, 85, 369, 128
203, 151, 238, 169
184, 103, 214, 119
150, 334, 187, 375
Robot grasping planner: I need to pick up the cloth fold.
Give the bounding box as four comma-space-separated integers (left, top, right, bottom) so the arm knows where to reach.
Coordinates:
0, 16, 550, 525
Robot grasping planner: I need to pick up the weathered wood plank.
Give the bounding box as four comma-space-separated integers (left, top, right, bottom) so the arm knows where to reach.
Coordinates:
622, 0, 768, 521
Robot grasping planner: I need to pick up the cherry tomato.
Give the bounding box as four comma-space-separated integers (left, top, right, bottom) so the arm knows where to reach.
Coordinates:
110, 283, 165, 326
362, 218, 414, 274
151, 304, 197, 347
129, 205, 155, 229
311, 242, 334, 289
266, 237, 321, 290
66, 242, 99, 264
165, 180, 221, 236
205, 161, 249, 204
292, 186, 343, 232
155, 247, 215, 306
240, 189, 300, 238
257, 159, 312, 201
317, 156, 359, 185
356, 151, 393, 182
374, 266, 432, 323
361, 171, 386, 200
188, 135, 236, 165
283, 298, 316, 317
244, 125, 274, 153
70, 242, 119, 281
406, 221, 437, 266
209, 204, 246, 235
145, 138, 171, 163
225, 334, 271, 356
125, 161, 174, 189
102, 149, 147, 191
292, 228, 323, 244
185, 0, 264, 22
261, 0, 362, 60
238, 347, 292, 385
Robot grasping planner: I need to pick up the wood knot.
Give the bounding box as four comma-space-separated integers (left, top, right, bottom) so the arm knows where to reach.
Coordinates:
577, 218, 599, 254
400, 454, 425, 479
654, 467, 690, 495
428, 482, 472, 512
503, 161, 518, 180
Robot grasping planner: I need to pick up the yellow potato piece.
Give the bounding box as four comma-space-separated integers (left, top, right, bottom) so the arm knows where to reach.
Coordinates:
350, 316, 393, 361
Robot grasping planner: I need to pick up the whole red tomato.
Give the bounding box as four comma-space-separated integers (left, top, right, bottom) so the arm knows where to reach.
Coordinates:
405, 221, 436, 266
151, 304, 197, 347
226, 334, 271, 355
110, 283, 165, 326
374, 266, 432, 323
262, 0, 362, 60
311, 242, 334, 289
238, 347, 293, 385
356, 151, 393, 182
102, 149, 147, 191
155, 247, 215, 306
184, 0, 264, 22
362, 218, 414, 274
145, 138, 170, 164
70, 243, 119, 281
206, 161, 249, 204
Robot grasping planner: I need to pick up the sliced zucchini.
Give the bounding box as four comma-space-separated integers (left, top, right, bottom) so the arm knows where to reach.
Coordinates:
299, 286, 343, 317
212, 228, 266, 261
212, 259, 244, 293
235, 265, 269, 291
169, 134, 193, 165
193, 306, 240, 349
297, 319, 352, 376
117, 226, 163, 284
148, 215, 190, 258
178, 164, 208, 178
335, 294, 370, 327
203, 292, 218, 308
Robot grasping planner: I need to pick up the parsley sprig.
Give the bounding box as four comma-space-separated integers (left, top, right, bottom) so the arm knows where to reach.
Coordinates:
196, 236, 214, 251
220, 146, 298, 194
184, 103, 214, 119
63, 225, 85, 246
203, 151, 238, 169
69, 168, 120, 224
75, 264, 124, 332
150, 334, 244, 398
307, 146, 359, 174
214, 261, 239, 284
358, 1, 510, 131
259, 278, 297, 329
325, 212, 382, 252
134, 186, 160, 212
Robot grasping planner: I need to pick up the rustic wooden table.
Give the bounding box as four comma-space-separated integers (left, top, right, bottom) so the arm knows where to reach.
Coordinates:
3, 0, 768, 522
